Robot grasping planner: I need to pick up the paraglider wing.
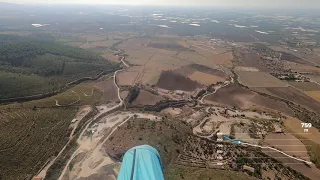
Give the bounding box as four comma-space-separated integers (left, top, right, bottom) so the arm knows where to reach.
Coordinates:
117, 145, 164, 180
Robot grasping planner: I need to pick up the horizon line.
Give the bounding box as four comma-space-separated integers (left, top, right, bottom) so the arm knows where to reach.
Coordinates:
1, 2, 320, 10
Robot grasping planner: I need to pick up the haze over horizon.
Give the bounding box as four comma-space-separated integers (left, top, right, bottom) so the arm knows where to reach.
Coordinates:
1, 0, 320, 9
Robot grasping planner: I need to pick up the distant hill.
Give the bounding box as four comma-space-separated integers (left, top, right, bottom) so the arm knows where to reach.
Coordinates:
0, 34, 119, 100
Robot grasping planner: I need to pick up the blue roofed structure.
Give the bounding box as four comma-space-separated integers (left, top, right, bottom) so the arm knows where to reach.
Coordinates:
117, 145, 164, 180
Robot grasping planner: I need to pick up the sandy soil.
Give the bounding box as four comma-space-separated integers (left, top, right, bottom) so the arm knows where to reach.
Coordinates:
132, 90, 164, 105
161, 107, 183, 116
119, 91, 129, 100
188, 71, 225, 86
63, 112, 133, 180
235, 66, 260, 72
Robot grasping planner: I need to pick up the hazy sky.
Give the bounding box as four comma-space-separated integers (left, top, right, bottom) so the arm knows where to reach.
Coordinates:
1, 0, 319, 8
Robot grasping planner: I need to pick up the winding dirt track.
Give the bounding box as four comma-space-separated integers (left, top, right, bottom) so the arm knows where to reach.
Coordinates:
37, 55, 129, 179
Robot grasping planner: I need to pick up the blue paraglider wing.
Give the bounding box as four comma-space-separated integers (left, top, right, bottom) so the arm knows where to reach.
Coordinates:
117, 145, 164, 180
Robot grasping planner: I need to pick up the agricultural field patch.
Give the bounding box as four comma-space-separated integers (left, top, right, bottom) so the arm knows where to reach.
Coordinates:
284, 117, 320, 172
284, 117, 320, 145
176, 51, 217, 69
118, 38, 150, 50
174, 64, 228, 79
139, 71, 162, 85
249, 94, 294, 116
132, 90, 164, 105
280, 52, 309, 65
148, 42, 187, 51
305, 91, 320, 102
204, 84, 293, 115
287, 82, 320, 91
306, 75, 320, 83
78, 34, 106, 42
117, 69, 140, 86
283, 61, 320, 74
188, 71, 225, 86
147, 53, 190, 71
263, 133, 310, 161
212, 52, 234, 68
253, 87, 320, 115
156, 71, 203, 92
234, 51, 269, 72
125, 49, 156, 65
93, 79, 118, 102
204, 84, 256, 109
236, 71, 288, 87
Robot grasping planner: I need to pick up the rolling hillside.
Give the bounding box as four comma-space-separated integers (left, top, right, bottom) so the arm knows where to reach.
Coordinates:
0, 35, 119, 100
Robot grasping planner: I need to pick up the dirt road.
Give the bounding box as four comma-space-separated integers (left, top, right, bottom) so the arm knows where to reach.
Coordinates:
36, 55, 129, 179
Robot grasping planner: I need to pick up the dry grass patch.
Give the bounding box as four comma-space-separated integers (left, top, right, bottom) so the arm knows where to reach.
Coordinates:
188, 71, 225, 86
93, 79, 118, 102
235, 66, 260, 72
117, 71, 139, 86
212, 52, 233, 68
305, 91, 320, 102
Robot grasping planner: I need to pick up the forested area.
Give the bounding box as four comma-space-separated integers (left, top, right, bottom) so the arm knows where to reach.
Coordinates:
0, 34, 119, 99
